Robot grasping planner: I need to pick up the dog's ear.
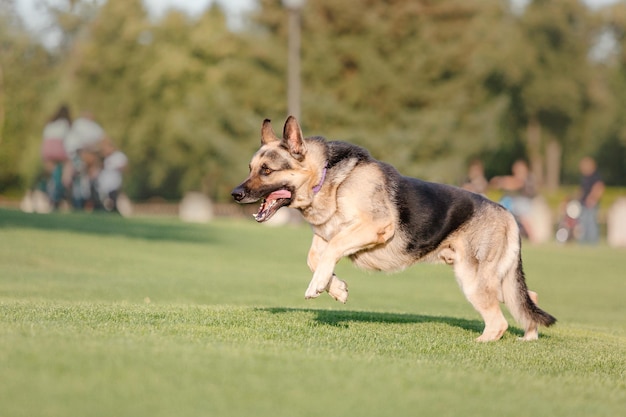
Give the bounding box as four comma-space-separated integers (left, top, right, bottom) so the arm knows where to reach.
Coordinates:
282, 116, 307, 160
261, 119, 280, 145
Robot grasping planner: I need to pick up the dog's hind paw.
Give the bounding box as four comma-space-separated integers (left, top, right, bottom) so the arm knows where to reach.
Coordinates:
475, 323, 508, 342
328, 277, 348, 303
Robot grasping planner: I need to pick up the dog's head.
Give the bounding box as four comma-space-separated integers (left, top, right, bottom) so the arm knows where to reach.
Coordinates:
231, 116, 322, 222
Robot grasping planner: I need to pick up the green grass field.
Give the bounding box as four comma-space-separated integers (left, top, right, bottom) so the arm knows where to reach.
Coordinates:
0, 208, 624, 417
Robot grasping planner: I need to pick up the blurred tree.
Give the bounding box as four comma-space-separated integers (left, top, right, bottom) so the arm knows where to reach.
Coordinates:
128, 5, 259, 200
64, 0, 152, 192
2, 0, 625, 202
66, 1, 272, 200
255, 0, 516, 183
588, 1, 626, 186
507, 0, 593, 190
0, 2, 54, 192
40, 0, 100, 55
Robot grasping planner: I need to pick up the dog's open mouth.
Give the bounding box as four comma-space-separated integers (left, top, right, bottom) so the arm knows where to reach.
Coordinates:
253, 189, 292, 222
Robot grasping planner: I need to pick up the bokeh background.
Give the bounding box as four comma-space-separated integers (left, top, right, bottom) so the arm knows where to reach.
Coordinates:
2, 0, 625, 203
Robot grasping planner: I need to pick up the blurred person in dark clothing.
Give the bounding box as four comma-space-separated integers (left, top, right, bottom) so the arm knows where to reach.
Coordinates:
578, 156, 605, 244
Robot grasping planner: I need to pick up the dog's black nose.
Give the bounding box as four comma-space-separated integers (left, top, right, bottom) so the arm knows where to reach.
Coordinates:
231, 186, 246, 202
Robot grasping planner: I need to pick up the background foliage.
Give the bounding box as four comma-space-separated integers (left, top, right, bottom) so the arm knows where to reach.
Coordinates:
1, 0, 626, 201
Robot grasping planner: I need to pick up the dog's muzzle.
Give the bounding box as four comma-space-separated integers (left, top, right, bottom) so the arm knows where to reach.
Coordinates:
231, 183, 292, 222
231, 185, 247, 202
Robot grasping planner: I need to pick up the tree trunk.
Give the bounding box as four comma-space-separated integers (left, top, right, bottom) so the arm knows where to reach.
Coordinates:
526, 115, 544, 187
545, 139, 562, 191
0, 66, 4, 145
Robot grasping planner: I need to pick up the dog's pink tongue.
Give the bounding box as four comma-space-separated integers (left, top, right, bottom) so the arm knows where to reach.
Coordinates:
267, 190, 291, 199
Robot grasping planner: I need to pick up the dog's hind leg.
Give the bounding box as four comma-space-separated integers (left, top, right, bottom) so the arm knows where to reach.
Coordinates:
453, 258, 508, 342
470, 295, 509, 342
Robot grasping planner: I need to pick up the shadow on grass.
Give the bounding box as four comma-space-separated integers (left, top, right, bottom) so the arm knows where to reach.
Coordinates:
260, 307, 513, 337
0, 208, 216, 244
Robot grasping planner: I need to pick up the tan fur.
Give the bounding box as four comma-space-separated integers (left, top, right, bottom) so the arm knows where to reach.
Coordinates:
233, 117, 556, 341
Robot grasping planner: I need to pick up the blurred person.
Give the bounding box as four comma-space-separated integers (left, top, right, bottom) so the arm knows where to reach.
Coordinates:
96, 136, 128, 212
461, 159, 488, 195
578, 156, 605, 244
75, 142, 103, 210
64, 112, 105, 209
490, 159, 537, 241
64, 112, 105, 157
40, 104, 71, 208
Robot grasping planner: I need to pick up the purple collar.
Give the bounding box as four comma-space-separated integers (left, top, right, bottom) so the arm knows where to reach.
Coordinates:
312, 166, 327, 194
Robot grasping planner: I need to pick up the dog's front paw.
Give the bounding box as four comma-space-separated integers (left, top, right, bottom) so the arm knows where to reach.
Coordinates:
328, 276, 348, 303
304, 282, 322, 299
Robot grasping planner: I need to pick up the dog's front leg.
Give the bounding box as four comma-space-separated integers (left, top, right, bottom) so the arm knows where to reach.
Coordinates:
306, 233, 326, 273
306, 234, 349, 303
304, 220, 394, 300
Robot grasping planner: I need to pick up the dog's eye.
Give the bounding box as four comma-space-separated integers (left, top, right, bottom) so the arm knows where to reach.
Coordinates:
261, 164, 273, 176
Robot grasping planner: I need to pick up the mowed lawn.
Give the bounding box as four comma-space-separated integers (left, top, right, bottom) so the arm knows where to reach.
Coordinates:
0, 208, 624, 417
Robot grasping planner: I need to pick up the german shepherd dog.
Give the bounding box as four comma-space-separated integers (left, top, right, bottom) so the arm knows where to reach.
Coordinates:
232, 116, 556, 341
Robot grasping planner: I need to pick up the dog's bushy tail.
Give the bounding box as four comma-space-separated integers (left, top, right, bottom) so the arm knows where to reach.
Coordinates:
502, 242, 556, 335
502, 223, 556, 340
515, 255, 557, 327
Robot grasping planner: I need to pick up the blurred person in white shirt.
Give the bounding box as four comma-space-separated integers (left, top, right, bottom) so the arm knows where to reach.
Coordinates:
64, 112, 105, 208
97, 136, 128, 212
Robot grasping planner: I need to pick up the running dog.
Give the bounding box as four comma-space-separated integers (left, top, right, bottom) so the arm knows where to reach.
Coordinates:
231, 116, 556, 341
